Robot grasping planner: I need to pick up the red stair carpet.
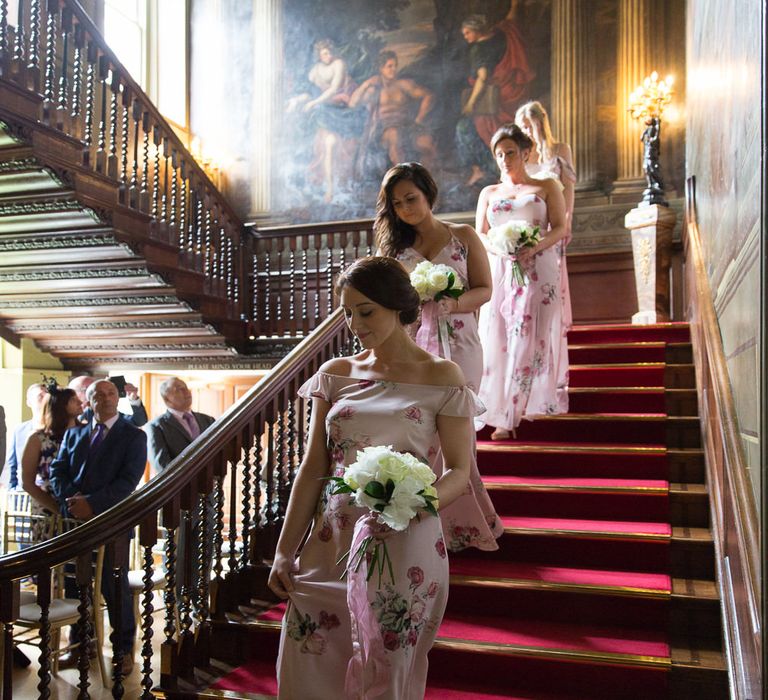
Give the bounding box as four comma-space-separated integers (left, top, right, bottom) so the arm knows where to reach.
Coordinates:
208, 322, 697, 699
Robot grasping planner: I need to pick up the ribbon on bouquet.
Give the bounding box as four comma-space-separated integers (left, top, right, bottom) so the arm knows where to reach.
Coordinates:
344, 517, 390, 699
416, 300, 452, 361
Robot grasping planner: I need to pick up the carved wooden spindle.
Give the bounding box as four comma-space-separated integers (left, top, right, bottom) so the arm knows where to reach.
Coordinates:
12, 0, 24, 67
288, 240, 296, 326
251, 250, 260, 325
151, 126, 161, 218
204, 207, 212, 278
120, 85, 131, 193
160, 136, 170, 224
109, 560, 127, 697
213, 474, 225, 583
339, 230, 348, 272
287, 392, 297, 484
227, 235, 235, 303
75, 551, 94, 699
36, 568, 53, 698
239, 430, 252, 570
210, 221, 219, 283
94, 54, 110, 173
227, 449, 240, 575
275, 238, 284, 324
301, 237, 309, 333
195, 489, 212, 633
128, 99, 141, 207
178, 509, 194, 637
42, 0, 57, 118
82, 40, 96, 162
253, 426, 264, 534
160, 500, 180, 691
276, 403, 288, 519
27, 0, 43, 91
314, 234, 322, 326
0, 0, 8, 73
264, 412, 276, 528
107, 70, 120, 178
139, 111, 150, 211
170, 150, 178, 232
55, 6, 71, 129
140, 544, 155, 699
180, 164, 189, 251
70, 22, 84, 122
325, 238, 334, 316
263, 247, 271, 330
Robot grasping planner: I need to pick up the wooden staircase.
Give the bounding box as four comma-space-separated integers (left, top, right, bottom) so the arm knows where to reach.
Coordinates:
0, 0, 246, 368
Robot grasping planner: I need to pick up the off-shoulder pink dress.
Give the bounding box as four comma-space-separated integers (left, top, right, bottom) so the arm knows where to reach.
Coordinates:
478, 194, 570, 430
397, 236, 503, 552
276, 372, 484, 700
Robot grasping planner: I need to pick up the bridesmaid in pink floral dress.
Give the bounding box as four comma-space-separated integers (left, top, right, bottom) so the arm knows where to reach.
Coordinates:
476, 124, 568, 439
375, 163, 502, 551
269, 258, 482, 700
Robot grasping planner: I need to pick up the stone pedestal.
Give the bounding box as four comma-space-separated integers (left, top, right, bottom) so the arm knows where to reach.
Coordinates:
624, 204, 677, 324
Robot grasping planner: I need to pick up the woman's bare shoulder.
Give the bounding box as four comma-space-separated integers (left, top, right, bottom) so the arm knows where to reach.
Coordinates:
318, 356, 355, 376
425, 357, 466, 388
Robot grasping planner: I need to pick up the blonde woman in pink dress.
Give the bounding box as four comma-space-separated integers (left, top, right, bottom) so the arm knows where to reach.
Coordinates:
268, 257, 482, 699
375, 162, 503, 552
476, 124, 568, 440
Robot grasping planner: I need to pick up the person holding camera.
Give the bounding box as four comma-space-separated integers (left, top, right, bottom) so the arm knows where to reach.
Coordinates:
68, 374, 148, 427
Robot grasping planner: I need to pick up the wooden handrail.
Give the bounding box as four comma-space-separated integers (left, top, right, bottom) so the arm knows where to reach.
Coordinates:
0, 307, 345, 580
251, 218, 375, 238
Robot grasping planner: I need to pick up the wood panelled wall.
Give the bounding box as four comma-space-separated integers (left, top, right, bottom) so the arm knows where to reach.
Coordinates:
685, 1, 764, 697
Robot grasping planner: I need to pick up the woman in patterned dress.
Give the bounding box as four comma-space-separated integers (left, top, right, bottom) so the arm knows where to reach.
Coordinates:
375, 162, 502, 552
476, 124, 568, 440
268, 257, 482, 699
21, 383, 83, 527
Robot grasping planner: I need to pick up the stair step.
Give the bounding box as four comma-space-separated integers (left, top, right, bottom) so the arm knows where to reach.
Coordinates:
484, 475, 668, 493
500, 515, 671, 540
568, 387, 698, 415
481, 415, 701, 448
568, 341, 692, 365
567, 322, 691, 344
569, 363, 695, 388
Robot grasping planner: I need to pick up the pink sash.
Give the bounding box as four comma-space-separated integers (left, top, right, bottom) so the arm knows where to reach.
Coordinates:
416, 301, 451, 360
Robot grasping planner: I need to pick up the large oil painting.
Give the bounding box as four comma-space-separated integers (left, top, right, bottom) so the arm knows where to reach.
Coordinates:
273, 0, 552, 222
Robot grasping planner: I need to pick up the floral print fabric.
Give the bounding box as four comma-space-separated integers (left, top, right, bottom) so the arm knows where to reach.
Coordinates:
478, 194, 570, 430
276, 372, 483, 700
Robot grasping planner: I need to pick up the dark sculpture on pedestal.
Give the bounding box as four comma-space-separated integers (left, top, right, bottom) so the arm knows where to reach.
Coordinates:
640, 117, 667, 207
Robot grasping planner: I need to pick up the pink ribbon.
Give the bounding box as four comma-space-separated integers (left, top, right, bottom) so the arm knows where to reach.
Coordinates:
416, 301, 452, 360
344, 517, 390, 699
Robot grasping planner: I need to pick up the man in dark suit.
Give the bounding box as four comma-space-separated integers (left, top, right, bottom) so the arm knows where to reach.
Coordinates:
69, 375, 149, 427
146, 377, 215, 597
146, 377, 215, 472
50, 379, 147, 675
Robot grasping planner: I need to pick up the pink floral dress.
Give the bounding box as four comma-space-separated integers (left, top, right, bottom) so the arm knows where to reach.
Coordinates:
277, 372, 484, 700
397, 236, 503, 552
478, 194, 570, 430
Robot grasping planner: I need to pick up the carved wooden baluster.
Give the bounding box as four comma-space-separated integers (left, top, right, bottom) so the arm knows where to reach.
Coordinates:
120, 84, 131, 197
251, 244, 260, 327
177, 488, 196, 681
227, 440, 240, 576
55, 6, 71, 130
128, 99, 141, 207
195, 189, 204, 273
253, 424, 263, 537
313, 234, 322, 329
94, 54, 110, 173
27, 0, 43, 91
70, 22, 84, 132
211, 219, 220, 284
194, 465, 213, 667
204, 206, 212, 280
151, 125, 161, 218
82, 39, 96, 165
211, 470, 225, 607
274, 237, 284, 329
264, 409, 276, 530
36, 567, 53, 698
301, 235, 309, 334
0, 0, 8, 76
325, 233, 335, 316
160, 136, 170, 224
138, 517, 158, 699
276, 399, 288, 519
239, 426, 252, 571
11, 0, 24, 72
169, 150, 178, 239
287, 388, 297, 485
109, 539, 130, 697
339, 230, 348, 272
179, 162, 189, 253
365, 226, 374, 255
42, 0, 57, 123
107, 70, 120, 178
263, 242, 272, 332
1, 579, 18, 697
160, 498, 180, 690
139, 111, 150, 211
227, 234, 236, 304
75, 550, 94, 699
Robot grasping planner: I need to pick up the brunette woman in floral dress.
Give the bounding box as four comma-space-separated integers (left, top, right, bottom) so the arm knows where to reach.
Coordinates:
269, 257, 482, 699
476, 124, 568, 440
375, 162, 503, 552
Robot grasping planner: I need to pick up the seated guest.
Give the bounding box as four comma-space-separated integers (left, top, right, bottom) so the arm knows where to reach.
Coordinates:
2, 383, 46, 490
146, 377, 215, 596
146, 377, 215, 472
50, 379, 147, 676
69, 375, 148, 427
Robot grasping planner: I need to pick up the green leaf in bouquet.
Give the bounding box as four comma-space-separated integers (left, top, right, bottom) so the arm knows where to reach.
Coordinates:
324, 475, 353, 495
374, 503, 386, 512
364, 480, 386, 499
385, 478, 396, 499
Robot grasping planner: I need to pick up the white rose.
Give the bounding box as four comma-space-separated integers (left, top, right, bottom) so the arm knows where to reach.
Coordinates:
427, 268, 448, 291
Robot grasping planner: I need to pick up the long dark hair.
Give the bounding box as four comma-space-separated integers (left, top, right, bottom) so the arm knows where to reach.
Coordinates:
335, 257, 420, 326
41, 385, 77, 442
374, 162, 438, 258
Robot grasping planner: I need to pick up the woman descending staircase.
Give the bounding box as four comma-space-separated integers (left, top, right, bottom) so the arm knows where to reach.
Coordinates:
198, 322, 728, 700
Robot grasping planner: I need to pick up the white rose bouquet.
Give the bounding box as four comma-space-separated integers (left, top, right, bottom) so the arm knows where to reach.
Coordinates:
487, 220, 541, 286
328, 445, 438, 585
409, 260, 464, 303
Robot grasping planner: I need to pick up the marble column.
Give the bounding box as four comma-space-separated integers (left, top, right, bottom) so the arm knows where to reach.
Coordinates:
613, 0, 654, 197
249, 0, 281, 218
550, 0, 598, 190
